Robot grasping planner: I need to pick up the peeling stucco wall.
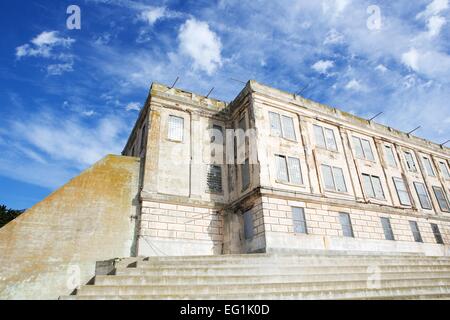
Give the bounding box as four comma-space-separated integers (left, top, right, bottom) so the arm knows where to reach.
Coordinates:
0, 155, 140, 300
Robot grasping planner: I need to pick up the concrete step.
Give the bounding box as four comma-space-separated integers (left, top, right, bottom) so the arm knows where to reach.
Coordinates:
114, 264, 450, 276
62, 284, 450, 300
75, 278, 450, 296
134, 258, 450, 269
94, 271, 450, 286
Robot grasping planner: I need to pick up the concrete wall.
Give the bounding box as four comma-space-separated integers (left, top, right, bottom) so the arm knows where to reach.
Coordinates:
0, 155, 140, 299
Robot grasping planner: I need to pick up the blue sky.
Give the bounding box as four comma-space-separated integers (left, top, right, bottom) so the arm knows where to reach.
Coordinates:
0, 0, 449, 209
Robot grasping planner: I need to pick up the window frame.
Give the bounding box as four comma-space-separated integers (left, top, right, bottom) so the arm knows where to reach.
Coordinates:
431, 223, 444, 244
384, 145, 397, 167
314, 124, 337, 151
275, 155, 304, 185
439, 161, 450, 179
413, 182, 432, 210
206, 164, 223, 194
362, 173, 385, 200
409, 221, 423, 243
321, 164, 347, 193
339, 212, 354, 238
292, 207, 308, 234
404, 151, 417, 172
243, 211, 254, 240
269, 111, 297, 141
432, 186, 450, 212
380, 217, 395, 241
422, 156, 435, 177
392, 177, 412, 206
167, 115, 184, 142
352, 136, 375, 161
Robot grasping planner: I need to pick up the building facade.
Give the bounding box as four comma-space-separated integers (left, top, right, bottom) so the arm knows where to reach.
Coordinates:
123, 81, 450, 257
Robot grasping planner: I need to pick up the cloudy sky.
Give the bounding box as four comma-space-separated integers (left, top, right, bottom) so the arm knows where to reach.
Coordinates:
0, 0, 449, 209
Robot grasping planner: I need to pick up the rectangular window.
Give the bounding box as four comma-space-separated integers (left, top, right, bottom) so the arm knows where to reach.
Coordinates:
281, 115, 296, 141
314, 125, 337, 151
339, 213, 354, 238
414, 182, 432, 210
269, 112, 296, 141
422, 156, 435, 177
321, 165, 347, 193
207, 165, 223, 193
380, 217, 395, 240
384, 145, 397, 167
324, 128, 337, 151
275, 155, 289, 182
269, 112, 282, 137
431, 223, 444, 244
241, 158, 250, 191
439, 161, 450, 179
409, 221, 423, 243
243, 211, 254, 240
432, 186, 450, 212
404, 151, 417, 172
362, 174, 385, 200
287, 157, 303, 185
353, 136, 374, 161
275, 155, 303, 185
314, 125, 326, 149
393, 177, 411, 206
292, 207, 307, 234
168, 115, 184, 142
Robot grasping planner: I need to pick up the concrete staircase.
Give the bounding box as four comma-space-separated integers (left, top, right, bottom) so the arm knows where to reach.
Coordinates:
60, 252, 450, 300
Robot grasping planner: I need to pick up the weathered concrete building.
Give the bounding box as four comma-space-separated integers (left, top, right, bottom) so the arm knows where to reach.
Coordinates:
124, 81, 450, 257
1, 80, 450, 299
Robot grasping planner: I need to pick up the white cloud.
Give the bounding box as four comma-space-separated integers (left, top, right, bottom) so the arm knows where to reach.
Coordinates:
125, 102, 141, 111
416, 0, 448, 19
139, 6, 166, 25
312, 59, 334, 74
81, 110, 96, 117
345, 79, 364, 91
15, 31, 75, 75
375, 64, 388, 72
47, 62, 74, 76
178, 18, 223, 75
402, 48, 420, 71
427, 15, 446, 36
324, 29, 344, 45
16, 31, 74, 59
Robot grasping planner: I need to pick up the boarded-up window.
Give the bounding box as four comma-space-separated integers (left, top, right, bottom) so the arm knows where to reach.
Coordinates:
409, 221, 423, 243
168, 115, 184, 141
393, 177, 411, 206
282, 115, 296, 141
381, 217, 395, 240
292, 207, 307, 234
339, 213, 354, 237
207, 165, 222, 193
431, 223, 444, 244
433, 186, 449, 212
414, 182, 432, 210
243, 211, 254, 240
